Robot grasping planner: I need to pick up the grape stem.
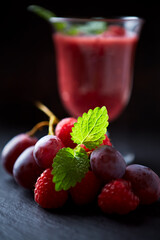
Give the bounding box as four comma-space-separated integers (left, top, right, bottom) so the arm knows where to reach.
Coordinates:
49, 116, 55, 135
26, 121, 49, 137
35, 101, 59, 135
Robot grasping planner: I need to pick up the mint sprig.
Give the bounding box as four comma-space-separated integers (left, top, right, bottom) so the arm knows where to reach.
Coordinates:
52, 106, 109, 191
69, 21, 107, 36
27, 5, 66, 32
71, 106, 109, 149
27, 5, 56, 21
27, 5, 107, 36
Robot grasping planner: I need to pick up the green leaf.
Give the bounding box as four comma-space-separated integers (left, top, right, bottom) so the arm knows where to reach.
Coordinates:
71, 106, 109, 149
27, 5, 66, 31
28, 6, 107, 36
65, 26, 79, 36
52, 147, 90, 191
64, 21, 107, 36
27, 5, 56, 21
77, 21, 107, 35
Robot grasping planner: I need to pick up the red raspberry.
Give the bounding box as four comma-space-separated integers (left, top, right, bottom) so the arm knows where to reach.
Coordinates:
108, 26, 126, 36
70, 171, 102, 205
103, 26, 126, 37
98, 179, 139, 214
34, 169, 68, 209
102, 134, 112, 146
81, 134, 112, 152
55, 117, 77, 148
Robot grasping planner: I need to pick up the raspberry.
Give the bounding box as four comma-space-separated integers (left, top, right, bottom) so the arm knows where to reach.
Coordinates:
81, 134, 112, 152
108, 26, 126, 36
98, 179, 140, 214
103, 134, 112, 146
55, 117, 77, 148
70, 171, 102, 205
103, 26, 126, 37
34, 169, 68, 209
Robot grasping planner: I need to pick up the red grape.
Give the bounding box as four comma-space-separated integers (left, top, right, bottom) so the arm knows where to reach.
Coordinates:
124, 164, 160, 204
33, 135, 64, 169
90, 145, 126, 182
1, 134, 37, 175
13, 146, 43, 189
55, 117, 77, 148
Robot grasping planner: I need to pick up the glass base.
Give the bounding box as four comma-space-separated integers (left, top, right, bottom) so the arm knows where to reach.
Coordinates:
123, 153, 135, 165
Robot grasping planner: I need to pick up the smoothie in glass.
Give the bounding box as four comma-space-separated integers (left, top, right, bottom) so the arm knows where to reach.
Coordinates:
53, 24, 138, 120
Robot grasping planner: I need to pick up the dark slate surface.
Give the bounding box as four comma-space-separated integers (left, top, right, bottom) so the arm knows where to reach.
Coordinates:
0, 124, 160, 240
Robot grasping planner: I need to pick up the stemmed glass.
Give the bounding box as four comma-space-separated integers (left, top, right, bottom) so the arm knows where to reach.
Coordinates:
51, 16, 144, 162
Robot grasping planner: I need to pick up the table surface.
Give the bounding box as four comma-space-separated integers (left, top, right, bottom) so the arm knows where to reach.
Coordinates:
0, 124, 160, 240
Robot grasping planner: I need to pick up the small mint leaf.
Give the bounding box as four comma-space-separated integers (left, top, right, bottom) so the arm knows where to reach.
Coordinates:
71, 106, 109, 150
27, 5, 56, 21
64, 21, 107, 36
52, 147, 90, 191
65, 26, 79, 36
77, 21, 107, 35
27, 5, 66, 32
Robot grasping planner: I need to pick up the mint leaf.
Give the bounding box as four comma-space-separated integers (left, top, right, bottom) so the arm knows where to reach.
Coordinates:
28, 6, 107, 36
77, 21, 107, 35
51, 106, 109, 191
52, 147, 90, 191
71, 106, 109, 149
27, 5, 66, 32
27, 5, 56, 21
63, 21, 107, 36
64, 26, 79, 36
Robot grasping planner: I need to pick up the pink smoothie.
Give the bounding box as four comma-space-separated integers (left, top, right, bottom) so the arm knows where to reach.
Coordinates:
53, 29, 138, 120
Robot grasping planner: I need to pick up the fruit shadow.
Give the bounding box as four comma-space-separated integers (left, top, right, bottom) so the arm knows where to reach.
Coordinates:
47, 197, 160, 227
105, 201, 160, 225
48, 197, 101, 217
5, 176, 17, 187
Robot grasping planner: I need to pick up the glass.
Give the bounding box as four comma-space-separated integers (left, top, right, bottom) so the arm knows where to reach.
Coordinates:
51, 16, 144, 122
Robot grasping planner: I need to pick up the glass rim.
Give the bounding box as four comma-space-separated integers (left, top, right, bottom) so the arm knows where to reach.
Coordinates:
50, 16, 144, 24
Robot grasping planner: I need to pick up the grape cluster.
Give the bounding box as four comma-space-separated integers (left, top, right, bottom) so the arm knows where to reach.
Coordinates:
1, 117, 75, 189
1, 104, 160, 215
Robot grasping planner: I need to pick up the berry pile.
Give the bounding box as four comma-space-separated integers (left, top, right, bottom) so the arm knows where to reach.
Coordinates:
1, 103, 160, 215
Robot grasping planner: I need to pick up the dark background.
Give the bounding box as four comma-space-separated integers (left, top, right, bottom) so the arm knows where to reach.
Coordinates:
1, 4, 160, 239
0, 1, 160, 132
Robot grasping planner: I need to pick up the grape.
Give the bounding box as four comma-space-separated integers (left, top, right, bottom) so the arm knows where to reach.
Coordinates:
55, 117, 77, 148
1, 134, 37, 175
13, 146, 43, 189
90, 145, 126, 182
124, 164, 160, 204
33, 135, 64, 169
